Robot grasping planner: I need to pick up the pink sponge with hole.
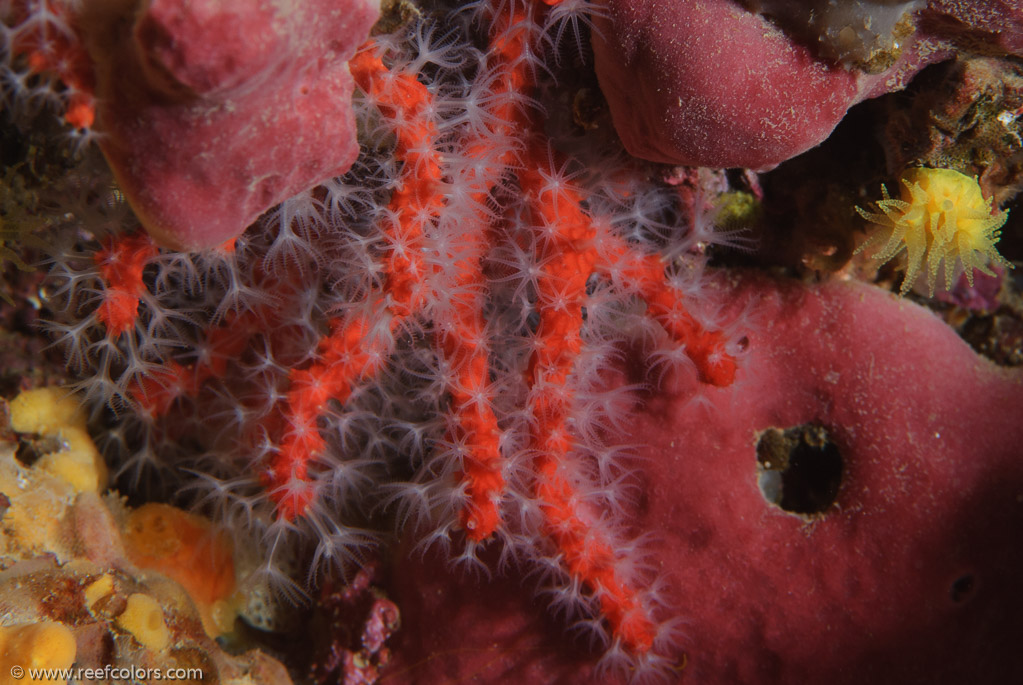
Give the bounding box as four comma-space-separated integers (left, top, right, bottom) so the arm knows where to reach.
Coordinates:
78, 0, 379, 251
384, 272, 1023, 683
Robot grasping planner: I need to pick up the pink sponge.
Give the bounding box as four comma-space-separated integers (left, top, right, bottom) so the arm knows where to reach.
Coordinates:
927, 0, 1023, 55
385, 273, 1023, 684
592, 0, 863, 170
78, 0, 379, 250
591, 0, 1023, 170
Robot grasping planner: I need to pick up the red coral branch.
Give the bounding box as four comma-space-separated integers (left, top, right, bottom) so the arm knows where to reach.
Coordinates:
37, 0, 743, 675
93, 232, 158, 336
349, 41, 508, 539
490, 0, 736, 654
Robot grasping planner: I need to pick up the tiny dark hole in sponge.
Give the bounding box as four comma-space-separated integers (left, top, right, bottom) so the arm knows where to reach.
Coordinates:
14, 434, 62, 467
756, 424, 842, 516
950, 575, 975, 603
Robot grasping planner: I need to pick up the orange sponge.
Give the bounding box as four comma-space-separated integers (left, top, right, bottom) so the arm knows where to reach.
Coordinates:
123, 503, 236, 635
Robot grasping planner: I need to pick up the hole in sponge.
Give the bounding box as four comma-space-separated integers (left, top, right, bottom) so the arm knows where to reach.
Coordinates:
949, 574, 976, 603
14, 434, 64, 467
756, 424, 843, 516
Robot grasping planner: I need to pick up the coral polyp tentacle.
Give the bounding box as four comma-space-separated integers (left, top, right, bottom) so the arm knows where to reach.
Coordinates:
856, 167, 1012, 295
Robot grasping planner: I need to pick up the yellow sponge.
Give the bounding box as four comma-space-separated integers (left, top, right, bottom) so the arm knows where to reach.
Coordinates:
116, 593, 170, 651
8, 387, 108, 493
0, 621, 77, 684
8, 388, 86, 434
83, 574, 114, 613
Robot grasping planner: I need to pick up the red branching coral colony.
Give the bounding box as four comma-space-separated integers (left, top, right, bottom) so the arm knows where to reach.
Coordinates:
4, 0, 747, 678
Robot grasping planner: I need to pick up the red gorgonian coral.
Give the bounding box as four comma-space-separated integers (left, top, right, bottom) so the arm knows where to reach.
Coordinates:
6, 0, 749, 678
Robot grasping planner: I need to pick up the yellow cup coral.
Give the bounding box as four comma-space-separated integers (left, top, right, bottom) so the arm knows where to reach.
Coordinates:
856, 167, 1012, 296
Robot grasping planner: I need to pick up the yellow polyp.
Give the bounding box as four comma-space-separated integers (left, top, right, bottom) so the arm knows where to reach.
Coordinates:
0, 622, 77, 684
7, 387, 108, 493
83, 574, 114, 612
116, 593, 170, 651
856, 167, 1012, 296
